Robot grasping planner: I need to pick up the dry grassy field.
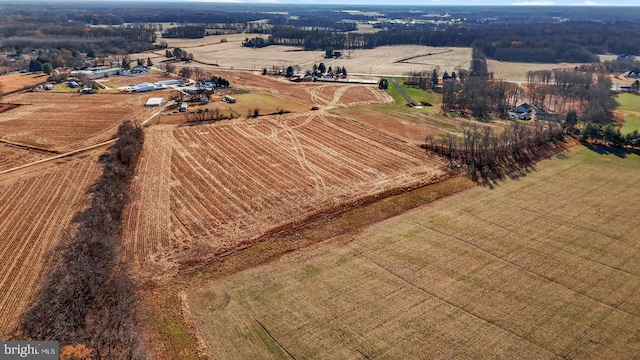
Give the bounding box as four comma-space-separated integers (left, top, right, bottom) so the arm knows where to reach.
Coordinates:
0, 73, 48, 94
137, 34, 471, 76
187, 145, 640, 359
0, 153, 102, 338
488, 60, 586, 83
0, 92, 162, 155
122, 112, 445, 273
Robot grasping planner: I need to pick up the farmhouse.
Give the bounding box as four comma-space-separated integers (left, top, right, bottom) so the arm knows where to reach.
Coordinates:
617, 54, 636, 61
145, 97, 164, 107
513, 103, 532, 114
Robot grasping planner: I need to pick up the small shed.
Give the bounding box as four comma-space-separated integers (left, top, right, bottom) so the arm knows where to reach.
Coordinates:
145, 98, 164, 107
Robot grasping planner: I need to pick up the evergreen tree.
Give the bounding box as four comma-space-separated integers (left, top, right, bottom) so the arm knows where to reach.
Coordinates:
564, 110, 578, 133
41, 63, 53, 75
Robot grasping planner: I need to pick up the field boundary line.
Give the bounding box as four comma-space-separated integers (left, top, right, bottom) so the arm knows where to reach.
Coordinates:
411, 221, 640, 320
0, 139, 60, 154
0, 139, 116, 176
359, 251, 565, 359
255, 319, 297, 360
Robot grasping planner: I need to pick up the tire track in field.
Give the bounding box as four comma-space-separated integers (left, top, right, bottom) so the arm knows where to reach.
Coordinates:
328, 86, 350, 108
276, 114, 327, 191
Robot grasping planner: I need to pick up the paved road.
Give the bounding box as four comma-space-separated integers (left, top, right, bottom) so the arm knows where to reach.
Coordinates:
388, 77, 417, 106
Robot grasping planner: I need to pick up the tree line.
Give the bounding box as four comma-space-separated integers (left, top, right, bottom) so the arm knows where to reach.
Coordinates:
580, 122, 640, 148
18, 121, 147, 360
424, 121, 564, 182
162, 25, 206, 39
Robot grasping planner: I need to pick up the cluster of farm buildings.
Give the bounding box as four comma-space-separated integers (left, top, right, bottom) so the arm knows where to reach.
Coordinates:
54, 65, 226, 110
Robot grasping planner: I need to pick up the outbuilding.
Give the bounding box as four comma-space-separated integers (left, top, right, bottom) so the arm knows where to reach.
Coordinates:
145, 97, 164, 107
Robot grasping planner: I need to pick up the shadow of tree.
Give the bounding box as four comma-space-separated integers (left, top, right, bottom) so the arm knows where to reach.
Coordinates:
584, 143, 639, 158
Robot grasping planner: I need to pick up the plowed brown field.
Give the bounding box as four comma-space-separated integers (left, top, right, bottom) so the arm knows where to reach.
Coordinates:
0, 153, 101, 338
206, 69, 392, 108
0, 92, 162, 157
0, 73, 48, 95
123, 113, 444, 273
0, 144, 46, 172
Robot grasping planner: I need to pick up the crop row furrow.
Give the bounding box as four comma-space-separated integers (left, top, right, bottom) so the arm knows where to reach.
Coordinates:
172, 137, 253, 215
196, 123, 315, 199
185, 126, 285, 209
170, 157, 229, 229
295, 116, 415, 178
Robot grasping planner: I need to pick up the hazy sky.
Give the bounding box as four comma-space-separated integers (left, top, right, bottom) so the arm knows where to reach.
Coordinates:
180, 0, 638, 5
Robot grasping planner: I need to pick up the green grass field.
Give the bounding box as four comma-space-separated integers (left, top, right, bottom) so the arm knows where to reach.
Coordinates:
616, 93, 640, 113
188, 145, 640, 359
622, 113, 640, 134
616, 93, 640, 134
379, 77, 441, 115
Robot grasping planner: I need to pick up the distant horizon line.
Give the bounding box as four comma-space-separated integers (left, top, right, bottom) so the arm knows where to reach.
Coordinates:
2, 0, 640, 5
